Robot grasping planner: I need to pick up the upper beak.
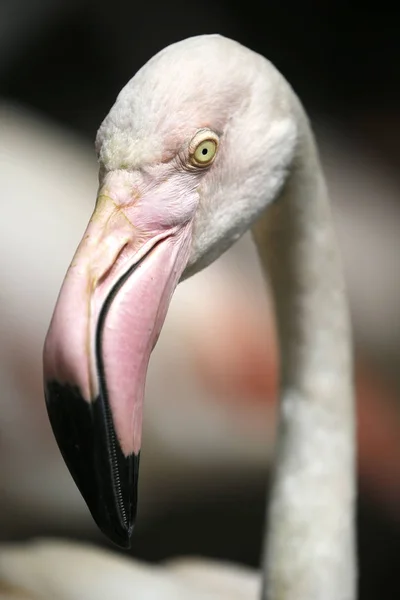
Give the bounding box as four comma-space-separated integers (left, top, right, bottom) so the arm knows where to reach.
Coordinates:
43, 176, 193, 548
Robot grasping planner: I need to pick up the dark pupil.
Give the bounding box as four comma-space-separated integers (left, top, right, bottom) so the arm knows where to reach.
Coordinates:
202, 148, 208, 155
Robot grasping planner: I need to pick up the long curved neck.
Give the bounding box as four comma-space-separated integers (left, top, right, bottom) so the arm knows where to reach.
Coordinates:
252, 111, 356, 600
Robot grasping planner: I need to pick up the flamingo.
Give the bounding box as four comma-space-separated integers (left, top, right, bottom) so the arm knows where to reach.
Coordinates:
39, 34, 356, 599
40, 34, 356, 599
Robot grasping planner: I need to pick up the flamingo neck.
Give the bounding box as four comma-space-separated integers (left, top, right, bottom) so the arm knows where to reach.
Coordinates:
252, 112, 356, 600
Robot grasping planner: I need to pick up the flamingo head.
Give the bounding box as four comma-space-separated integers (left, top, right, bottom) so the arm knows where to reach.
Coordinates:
43, 35, 297, 547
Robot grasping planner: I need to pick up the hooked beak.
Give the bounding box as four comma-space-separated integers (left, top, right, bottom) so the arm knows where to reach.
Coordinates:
43, 175, 193, 548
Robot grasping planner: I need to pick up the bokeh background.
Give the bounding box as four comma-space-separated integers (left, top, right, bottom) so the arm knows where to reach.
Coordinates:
0, 2, 399, 598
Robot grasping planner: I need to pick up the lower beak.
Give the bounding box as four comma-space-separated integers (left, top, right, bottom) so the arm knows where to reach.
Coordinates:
43, 192, 192, 548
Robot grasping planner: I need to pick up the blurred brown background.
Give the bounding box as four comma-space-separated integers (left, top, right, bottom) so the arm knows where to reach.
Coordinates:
0, 2, 399, 599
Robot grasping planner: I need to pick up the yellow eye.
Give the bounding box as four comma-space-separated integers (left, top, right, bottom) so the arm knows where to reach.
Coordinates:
192, 138, 218, 166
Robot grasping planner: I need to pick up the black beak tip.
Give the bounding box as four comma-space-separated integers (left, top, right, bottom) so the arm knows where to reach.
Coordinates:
95, 516, 134, 549
44, 380, 140, 550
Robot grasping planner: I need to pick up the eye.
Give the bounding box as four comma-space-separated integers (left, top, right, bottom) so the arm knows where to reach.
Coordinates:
188, 130, 219, 168
192, 139, 217, 166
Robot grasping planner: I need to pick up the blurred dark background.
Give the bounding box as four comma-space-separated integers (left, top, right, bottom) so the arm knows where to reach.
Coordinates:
0, 2, 399, 599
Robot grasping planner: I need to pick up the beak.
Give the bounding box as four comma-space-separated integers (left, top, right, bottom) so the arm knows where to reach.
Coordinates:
43, 178, 192, 548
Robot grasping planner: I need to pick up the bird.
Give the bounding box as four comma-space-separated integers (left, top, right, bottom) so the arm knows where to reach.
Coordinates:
41, 34, 356, 600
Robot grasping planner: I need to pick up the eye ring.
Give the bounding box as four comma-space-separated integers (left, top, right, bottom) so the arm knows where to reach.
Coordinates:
188, 130, 219, 168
